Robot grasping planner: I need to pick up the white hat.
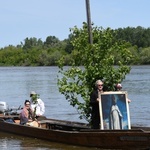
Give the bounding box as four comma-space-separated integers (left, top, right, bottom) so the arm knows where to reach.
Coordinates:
30, 91, 36, 95
116, 83, 122, 88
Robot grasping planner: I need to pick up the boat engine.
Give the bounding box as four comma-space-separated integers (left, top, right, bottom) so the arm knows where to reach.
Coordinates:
0, 101, 22, 115
0, 101, 9, 114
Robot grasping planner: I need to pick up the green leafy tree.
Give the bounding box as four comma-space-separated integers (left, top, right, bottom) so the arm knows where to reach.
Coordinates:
139, 47, 150, 64
44, 36, 60, 48
23, 37, 43, 50
64, 34, 74, 54
57, 23, 133, 122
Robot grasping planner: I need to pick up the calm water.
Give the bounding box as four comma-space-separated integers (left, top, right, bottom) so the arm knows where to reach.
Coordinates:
0, 66, 150, 150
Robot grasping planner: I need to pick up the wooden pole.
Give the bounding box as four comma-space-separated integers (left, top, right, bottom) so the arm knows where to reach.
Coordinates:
85, 0, 93, 44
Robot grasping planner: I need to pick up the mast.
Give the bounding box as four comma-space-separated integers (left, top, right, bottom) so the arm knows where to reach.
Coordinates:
85, 0, 93, 44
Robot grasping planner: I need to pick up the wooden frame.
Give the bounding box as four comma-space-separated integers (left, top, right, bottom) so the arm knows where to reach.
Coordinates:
99, 91, 131, 130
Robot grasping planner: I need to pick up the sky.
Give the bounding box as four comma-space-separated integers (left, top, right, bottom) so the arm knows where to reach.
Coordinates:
0, 0, 150, 48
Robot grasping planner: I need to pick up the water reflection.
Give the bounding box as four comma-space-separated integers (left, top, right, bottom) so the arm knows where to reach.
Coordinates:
0, 131, 100, 150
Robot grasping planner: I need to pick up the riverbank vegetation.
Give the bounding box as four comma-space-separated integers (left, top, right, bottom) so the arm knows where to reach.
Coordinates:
0, 25, 150, 66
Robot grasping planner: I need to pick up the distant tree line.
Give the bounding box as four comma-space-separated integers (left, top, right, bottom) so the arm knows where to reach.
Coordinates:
0, 26, 150, 66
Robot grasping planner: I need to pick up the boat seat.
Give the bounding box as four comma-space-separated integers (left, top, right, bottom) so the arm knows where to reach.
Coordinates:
38, 120, 89, 131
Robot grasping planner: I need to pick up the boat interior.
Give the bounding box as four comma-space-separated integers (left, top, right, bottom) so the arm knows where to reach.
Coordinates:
0, 114, 90, 131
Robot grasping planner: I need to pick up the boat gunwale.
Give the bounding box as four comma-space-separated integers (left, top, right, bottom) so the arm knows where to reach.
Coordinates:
0, 117, 150, 134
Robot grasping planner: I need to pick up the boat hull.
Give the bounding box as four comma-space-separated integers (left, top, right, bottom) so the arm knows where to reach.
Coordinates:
0, 117, 150, 149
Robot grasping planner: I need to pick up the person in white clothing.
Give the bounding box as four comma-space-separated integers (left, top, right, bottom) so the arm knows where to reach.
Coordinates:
30, 91, 45, 119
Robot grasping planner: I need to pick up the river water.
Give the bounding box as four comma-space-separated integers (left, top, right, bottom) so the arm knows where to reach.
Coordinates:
0, 66, 150, 150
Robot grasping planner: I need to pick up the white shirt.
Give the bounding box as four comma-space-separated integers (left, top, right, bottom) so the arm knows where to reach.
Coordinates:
31, 98, 45, 116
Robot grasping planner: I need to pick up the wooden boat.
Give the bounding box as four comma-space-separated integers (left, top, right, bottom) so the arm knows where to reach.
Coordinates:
0, 114, 150, 149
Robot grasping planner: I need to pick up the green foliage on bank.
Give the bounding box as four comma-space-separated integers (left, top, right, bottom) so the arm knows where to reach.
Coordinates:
0, 26, 150, 66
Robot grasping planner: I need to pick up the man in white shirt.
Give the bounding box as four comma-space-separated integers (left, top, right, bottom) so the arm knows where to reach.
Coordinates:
30, 91, 45, 119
